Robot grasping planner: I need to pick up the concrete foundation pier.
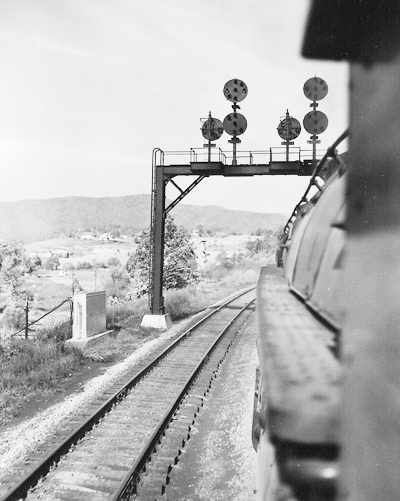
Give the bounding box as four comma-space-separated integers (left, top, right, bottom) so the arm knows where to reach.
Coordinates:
141, 313, 172, 330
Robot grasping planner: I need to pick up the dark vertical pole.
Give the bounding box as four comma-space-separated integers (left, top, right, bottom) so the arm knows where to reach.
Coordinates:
285, 110, 290, 162
312, 134, 317, 169
150, 166, 166, 314
69, 299, 73, 327
24, 298, 29, 339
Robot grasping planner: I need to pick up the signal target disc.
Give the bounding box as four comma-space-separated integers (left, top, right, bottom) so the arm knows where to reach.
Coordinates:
202, 117, 224, 141
223, 79, 248, 103
223, 112, 247, 136
303, 76, 328, 101
303, 110, 328, 134
277, 116, 301, 141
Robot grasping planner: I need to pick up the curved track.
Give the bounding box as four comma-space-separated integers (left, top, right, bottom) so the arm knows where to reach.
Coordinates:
1, 287, 255, 501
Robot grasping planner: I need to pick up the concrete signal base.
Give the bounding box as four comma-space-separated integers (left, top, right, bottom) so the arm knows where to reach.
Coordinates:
66, 329, 114, 349
141, 313, 172, 330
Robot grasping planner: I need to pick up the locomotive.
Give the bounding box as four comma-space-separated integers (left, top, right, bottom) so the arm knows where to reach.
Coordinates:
253, 138, 346, 501
253, 2, 400, 500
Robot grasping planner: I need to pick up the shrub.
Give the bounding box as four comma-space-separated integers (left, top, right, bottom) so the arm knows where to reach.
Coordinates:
105, 266, 130, 299
0, 336, 85, 423
75, 261, 93, 270
94, 260, 107, 269
164, 288, 201, 320
38, 320, 72, 343
0, 243, 28, 297
107, 256, 121, 267
2, 303, 25, 331
63, 261, 76, 271
25, 255, 42, 273
45, 254, 60, 271
106, 296, 149, 329
246, 229, 274, 256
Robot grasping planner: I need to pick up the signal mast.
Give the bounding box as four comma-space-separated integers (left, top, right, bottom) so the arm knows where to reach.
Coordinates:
222, 79, 248, 165
277, 109, 301, 161
303, 76, 329, 168
201, 112, 224, 162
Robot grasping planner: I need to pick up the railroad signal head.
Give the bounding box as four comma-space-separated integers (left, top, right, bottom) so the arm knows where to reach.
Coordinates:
303, 110, 328, 135
277, 114, 301, 141
223, 79, 248, 103
201, 116, 224, 141
303, 76, 328, 102
223, 112, 247, 136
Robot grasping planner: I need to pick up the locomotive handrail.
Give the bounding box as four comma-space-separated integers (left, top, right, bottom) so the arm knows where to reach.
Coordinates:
282, 129, 349, 235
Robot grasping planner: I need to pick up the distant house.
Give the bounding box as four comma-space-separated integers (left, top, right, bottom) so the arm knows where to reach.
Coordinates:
80, 232, 96, 241
53, 249, 70, 258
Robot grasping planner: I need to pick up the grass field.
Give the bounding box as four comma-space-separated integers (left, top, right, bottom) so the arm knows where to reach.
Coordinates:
0, 231, 273, 425
23, 233, 260, 317
0, 265, 262, 426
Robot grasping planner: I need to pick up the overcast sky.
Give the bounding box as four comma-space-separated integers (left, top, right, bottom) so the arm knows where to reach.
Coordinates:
0, 0, 348, 214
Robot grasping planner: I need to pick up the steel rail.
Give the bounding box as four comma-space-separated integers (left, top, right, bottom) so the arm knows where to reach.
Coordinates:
113, 296, 256, 500
1, 286, 255, 501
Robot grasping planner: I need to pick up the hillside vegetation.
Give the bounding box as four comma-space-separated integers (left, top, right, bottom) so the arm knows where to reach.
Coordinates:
0, 195, 284, 242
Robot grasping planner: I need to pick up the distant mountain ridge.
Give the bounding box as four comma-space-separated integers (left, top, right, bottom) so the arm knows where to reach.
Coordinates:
0, 195, 285, 242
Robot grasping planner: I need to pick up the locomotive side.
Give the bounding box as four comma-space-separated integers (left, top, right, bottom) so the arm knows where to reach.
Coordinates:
284, 162, 346, 331
254, 151, 346, 500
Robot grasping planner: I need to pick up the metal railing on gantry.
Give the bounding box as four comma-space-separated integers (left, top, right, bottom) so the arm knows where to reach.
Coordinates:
152, 146, 325, 167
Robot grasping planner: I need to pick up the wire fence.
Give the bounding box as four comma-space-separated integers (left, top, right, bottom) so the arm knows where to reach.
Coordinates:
12, 297, 73, 339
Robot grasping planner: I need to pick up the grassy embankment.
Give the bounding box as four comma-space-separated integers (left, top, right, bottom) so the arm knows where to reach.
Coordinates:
0, 253, 266, 426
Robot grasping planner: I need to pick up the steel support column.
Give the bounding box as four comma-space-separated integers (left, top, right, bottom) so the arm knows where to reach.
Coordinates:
150, 165, 166, 314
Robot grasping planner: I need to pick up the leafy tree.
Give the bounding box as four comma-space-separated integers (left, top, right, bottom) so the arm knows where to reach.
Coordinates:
23, 254, 42, 274
246, 229, 274, 256
110, 226, 121, 238
0, 243, 31, 330
126, 216, 198, 297
45, 254, 60, 270
75, 260, 93, 270
195, 224, 207, 237
106, 266, 130, 298
107, 256, 121, 267
0, 243, 28, 297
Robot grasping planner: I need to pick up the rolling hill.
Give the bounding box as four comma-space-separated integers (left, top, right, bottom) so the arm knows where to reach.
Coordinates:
0, 195, 285, 242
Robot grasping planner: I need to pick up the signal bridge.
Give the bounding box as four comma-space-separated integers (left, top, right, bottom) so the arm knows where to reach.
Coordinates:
145, 144, 323, 328
154, 146, 323, 177
142, 77, 330, 328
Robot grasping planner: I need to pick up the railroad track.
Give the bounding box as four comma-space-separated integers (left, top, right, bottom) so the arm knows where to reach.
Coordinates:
1, 287, 255, 501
